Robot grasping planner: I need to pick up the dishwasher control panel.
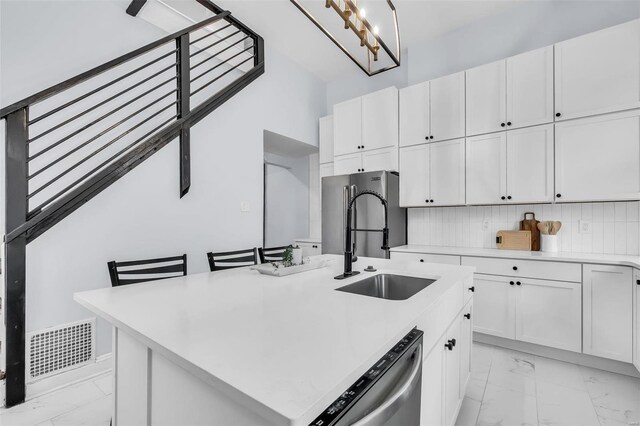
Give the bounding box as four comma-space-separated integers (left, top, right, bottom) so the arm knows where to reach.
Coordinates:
309, 328, 422, 426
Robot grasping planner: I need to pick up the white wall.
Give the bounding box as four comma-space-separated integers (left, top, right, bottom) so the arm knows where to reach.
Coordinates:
1, 0, 326, 356
326, 0, 640, 106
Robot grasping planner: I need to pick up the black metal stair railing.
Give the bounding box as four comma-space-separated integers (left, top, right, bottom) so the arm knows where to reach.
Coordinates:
0, 0, 264, 407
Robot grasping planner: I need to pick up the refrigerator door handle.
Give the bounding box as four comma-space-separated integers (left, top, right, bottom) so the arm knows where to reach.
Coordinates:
351, 184, 358, 261
342, 185, 349, 253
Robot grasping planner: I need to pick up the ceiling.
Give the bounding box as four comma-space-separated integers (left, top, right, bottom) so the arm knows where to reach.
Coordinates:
209, 0, 524, 81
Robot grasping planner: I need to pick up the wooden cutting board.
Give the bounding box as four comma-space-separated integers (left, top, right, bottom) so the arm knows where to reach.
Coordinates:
519, 212, 540, 251
496, 230, 531, 250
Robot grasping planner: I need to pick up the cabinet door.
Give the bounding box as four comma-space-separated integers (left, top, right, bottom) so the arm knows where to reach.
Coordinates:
333, 97, 362, 156
633, 269, 640, 372
333, 153, 361, 176
459, 301, 473, 399
362, 146, 398, 173
319, 115, 334, 164
515, 278, 582, 353
583, 264, 633, 362
474, 275, 516, 339
430, 72, 465, 142
555, 110, 640, 202
506, 46, 554, 129
466, 60, 507, 136
443, 319, 461, 426
466, 132, 507, 205
420, 339, 444, 426
506, 124, 554, 203
555, 19, 640, 121
400, 83, 429, 147
362, 87, 399, 151
399, 144, 430, 207
430, 138, 465, 206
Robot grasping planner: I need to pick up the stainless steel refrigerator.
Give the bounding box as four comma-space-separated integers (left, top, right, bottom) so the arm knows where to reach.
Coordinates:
322, 171, 406, 258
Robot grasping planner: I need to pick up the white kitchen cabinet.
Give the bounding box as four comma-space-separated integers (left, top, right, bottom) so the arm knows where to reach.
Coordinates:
583, 264, 633, 363
506, 46, 554, 129
319, 115, 334, 164
443, 318, 462, 426
555, 19, 640, 121
473, 275, 515, 338
466, 60, 507, 136
505, 124, 554, 203
333, 153, 361, 175
515, 278, 582, 353
333, 97, 362, 156
391, 251, 460, 265
466, 132, 506, 205
420, 337, 444, 426
555, 109, 640, 202
459, 301, 473, 398
430, 72, 466, 142
633, 269, 640, 372
400, 139, 465, 207
319, 162, 334, 179
362, 146, 398, 173
294, 241, 322, 257
400, 82, 429, 147
399, 144, 430, 206
362, 87, 399, 151
430, 139, 466, 206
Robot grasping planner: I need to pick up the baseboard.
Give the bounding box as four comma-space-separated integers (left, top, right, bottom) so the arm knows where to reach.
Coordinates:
474, 333, 640, 378
25, 353, 113, 401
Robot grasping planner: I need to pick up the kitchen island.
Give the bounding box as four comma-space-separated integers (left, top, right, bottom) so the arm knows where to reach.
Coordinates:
74, 254, 474, 426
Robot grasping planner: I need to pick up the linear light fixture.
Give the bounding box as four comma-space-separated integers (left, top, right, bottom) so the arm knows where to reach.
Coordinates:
290, 0, 401, 76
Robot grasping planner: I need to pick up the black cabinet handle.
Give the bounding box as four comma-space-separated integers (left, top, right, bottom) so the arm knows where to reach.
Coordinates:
636, 279, 640, 285
468, 286, 475, 292
449, 338, 457, 347
507, 121, 512, 126
516, 281, 521, 286
420, 259, 424, 262
425, 136, 429, 140
556, 112, 561, 117
513, 266, 518, 271
556, 193, 562, 198
430, 199, 434, 203
501, 196, 506, 200
361, 145, 364, 149
445, 342, 453, 351
425, 199, 429, 203
507, 195, 512, 200
464, 313, 471, 319
430, 136, 434, 140
501, 123, 506, 127
510, 281, 515, 285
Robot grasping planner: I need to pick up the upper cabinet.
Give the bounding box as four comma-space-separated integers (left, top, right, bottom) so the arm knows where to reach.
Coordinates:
506, 46, 554, 129
400, 73, 465, 147
466, 60, 507, 136
467, 47, 554, 136
362, 87, 399, 151
333, 87, 398, 156
467, 124, 554, 205
555, 19, 640, 121
333, 97, 362, 156
318, 115, 334, 164
555, 109, 640, 203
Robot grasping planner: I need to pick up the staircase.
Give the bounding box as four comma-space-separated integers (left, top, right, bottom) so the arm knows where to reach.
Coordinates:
0, 0, 264, 406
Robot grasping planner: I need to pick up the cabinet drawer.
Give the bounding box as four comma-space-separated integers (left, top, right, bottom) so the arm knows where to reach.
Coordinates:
391, 252, 460, 265
461, 256, 581, 282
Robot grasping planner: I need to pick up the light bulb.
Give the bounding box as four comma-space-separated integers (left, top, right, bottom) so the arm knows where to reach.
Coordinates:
359, 8, 366, 19
373, 26, 379, 35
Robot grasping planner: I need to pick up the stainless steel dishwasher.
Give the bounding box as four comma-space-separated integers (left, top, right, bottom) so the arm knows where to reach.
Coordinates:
309, 328, 423, 426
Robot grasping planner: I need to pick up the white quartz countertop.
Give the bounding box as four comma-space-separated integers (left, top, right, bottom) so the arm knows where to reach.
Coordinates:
74, 254, 473, 425
390, 245, 640, 268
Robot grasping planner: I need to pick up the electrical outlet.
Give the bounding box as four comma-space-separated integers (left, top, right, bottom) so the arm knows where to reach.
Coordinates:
579, 220, 592, 234
240, 202, 250, 212
482, 220, 490, 230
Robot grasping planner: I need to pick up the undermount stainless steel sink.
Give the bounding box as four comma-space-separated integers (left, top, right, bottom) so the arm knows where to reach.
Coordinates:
335, 274, 436, 301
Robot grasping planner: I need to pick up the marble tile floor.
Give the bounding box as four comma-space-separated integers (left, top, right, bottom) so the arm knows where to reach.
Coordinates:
0, 343, 638, 425
456, 343, 640, 426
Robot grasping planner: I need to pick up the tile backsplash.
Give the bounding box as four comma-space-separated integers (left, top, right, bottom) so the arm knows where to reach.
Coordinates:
407, 202, 640, 256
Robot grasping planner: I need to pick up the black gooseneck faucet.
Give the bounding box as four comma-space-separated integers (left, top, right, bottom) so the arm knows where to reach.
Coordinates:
335, 190, 390, 280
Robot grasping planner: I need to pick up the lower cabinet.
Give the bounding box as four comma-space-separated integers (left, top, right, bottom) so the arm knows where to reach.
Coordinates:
420, 300, 472, 426
583, 264, 633, 362
474, 274, 582, 352
634, 269, 640, 372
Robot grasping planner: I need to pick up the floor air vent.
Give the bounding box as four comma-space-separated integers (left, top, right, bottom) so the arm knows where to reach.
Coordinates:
26, 319, 96, 381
